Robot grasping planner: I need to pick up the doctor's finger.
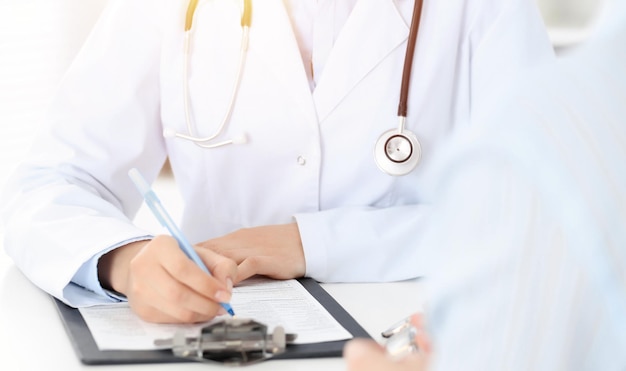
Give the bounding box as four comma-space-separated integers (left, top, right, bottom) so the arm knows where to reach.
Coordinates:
196, 247, 238, 289
126, 276, 219, 323
157, 252, 233, 304
127, 296, 183, 324
150, 235, 232, 300
131, 298, 218, 324
139, 264, 226, 323
137, 237, 232, 311
236, 255, 298, 283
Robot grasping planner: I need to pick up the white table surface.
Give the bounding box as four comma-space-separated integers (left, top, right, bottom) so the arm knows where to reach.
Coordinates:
0, 241, 422, 371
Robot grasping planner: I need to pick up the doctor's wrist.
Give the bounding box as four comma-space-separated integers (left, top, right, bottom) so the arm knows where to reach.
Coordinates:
98, 240, 149, 295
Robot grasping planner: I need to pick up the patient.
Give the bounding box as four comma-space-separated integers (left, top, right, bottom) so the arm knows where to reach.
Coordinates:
344, 1, 626, 370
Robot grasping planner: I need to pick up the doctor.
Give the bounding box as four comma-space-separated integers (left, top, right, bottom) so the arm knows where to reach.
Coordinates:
1, 0, 553, 323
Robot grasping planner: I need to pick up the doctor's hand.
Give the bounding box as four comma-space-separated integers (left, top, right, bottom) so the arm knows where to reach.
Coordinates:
197, 223, 305, 283
344, 313, 432, 371
98, 235, 237, 323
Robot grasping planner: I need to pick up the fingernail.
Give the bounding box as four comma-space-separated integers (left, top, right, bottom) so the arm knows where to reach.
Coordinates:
217, 307, 227, 316
215, 290, 230, 302
226, 278, 233, 291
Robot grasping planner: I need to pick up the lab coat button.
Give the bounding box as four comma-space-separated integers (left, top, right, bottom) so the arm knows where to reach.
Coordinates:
297, 156, 306, 166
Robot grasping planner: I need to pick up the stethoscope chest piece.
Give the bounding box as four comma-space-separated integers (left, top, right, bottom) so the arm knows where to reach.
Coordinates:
374, 129, 421, 176
373, 0, 424, 176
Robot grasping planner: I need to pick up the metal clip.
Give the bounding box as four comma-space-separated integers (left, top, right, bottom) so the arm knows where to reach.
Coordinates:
154, 318, 297, 366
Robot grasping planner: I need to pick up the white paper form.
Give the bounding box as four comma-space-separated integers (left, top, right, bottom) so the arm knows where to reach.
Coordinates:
79, 278, 353, 350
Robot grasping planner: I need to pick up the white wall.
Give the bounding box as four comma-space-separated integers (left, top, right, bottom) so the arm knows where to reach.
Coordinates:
0, 0, 108, 187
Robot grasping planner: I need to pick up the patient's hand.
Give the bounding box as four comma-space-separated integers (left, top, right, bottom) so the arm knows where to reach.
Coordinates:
344, 313, 432, 371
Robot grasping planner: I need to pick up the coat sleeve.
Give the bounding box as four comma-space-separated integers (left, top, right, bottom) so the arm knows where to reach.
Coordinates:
0, 0, 167, 306
295, 0, 555, 283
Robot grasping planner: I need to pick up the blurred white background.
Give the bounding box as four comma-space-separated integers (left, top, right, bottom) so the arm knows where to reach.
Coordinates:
0, 0, 109, 188
0, 0, 606, 220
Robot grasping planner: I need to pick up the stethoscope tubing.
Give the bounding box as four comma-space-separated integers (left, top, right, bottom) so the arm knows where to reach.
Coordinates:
374, 0, 424, 176
172, 0, 251, 148
397, 0, 423, 125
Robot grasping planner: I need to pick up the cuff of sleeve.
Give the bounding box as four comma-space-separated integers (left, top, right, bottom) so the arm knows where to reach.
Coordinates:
71, 235, 153, 302
103, 288, 128, 302
293, 212, 328, 280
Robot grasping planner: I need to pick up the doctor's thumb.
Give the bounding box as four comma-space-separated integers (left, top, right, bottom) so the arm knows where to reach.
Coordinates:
197, 247, 237, 291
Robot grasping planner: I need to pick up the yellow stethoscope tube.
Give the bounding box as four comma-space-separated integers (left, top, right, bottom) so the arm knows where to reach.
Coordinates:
163, 0, 252, 148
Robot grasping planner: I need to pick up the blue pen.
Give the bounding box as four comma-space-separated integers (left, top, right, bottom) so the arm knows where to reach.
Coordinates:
128, 168, 235, 316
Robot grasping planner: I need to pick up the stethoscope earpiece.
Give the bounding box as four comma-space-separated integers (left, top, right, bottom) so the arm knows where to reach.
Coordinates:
374, 128, 421, 176
231, 133, 248, 145
163, 128, 177, 139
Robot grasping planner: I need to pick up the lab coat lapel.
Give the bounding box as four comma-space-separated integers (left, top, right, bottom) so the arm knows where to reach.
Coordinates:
250, 0, 317, 123
313, 0, 409, 122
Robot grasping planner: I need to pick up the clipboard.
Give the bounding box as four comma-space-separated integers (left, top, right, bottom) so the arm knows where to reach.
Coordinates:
52, 278, 372, 365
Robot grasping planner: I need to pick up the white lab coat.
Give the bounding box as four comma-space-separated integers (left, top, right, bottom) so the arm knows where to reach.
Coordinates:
1, 0, 553, 306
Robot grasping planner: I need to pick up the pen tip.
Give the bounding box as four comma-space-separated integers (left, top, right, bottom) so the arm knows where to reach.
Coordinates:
228, 308, 236, 317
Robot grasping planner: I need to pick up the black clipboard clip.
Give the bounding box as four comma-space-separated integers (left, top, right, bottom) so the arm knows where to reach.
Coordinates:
154, 318, 297, 366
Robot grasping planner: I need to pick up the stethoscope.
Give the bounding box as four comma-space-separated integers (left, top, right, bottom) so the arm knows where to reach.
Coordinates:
166, 0, 424, 176
374, 0, 424, 176
163, 0, 252, 148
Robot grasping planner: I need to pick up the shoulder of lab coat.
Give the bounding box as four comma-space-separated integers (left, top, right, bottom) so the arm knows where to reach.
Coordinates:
0, 0, 170, 306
